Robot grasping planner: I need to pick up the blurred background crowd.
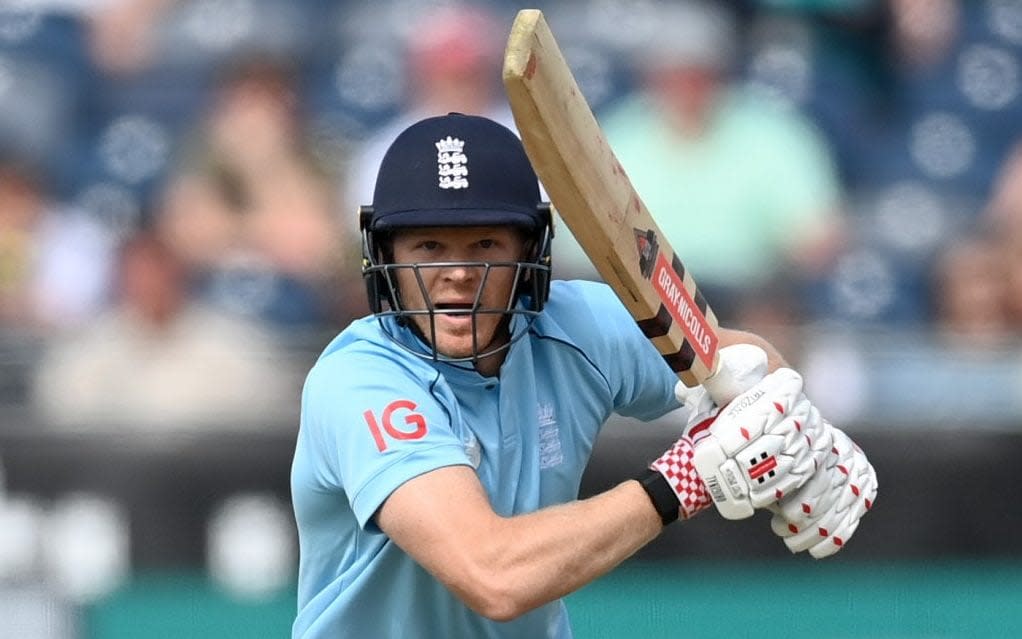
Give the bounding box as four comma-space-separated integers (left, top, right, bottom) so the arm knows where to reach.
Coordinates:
1, 0, 1022, 637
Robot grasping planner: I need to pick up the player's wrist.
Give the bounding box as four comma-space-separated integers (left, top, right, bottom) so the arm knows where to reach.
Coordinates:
635, 468, 680, 526
645, 436, 712, 521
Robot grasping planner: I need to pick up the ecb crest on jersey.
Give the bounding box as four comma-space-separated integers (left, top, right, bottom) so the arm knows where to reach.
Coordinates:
436, 136, 469, 189
537, 403, 563, 469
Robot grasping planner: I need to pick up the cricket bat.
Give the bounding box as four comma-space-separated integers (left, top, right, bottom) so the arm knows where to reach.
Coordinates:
503, 9, 740, 403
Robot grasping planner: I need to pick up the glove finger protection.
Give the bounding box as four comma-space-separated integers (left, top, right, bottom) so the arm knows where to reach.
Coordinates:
805, 439, 878, 558
805, 468, 878, 556
809, 463, 877, 559
769, 426, 878, 558
770, 423, 856, 530
771, 429, 862, 538
804, 405, 835, 473
769, 456, 845, 532
784, 455, 877, 557
767, 397, 821, 498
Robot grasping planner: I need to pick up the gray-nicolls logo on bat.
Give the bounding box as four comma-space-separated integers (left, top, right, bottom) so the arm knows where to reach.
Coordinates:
633, 228, 659, 279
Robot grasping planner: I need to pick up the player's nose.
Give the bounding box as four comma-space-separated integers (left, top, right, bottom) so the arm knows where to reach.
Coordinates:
439, 262, 482, 283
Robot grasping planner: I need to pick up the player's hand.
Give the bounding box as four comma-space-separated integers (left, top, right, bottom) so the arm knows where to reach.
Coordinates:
652, 344, 823, 520
768, 425, 877, 558
687, 367, 823, 519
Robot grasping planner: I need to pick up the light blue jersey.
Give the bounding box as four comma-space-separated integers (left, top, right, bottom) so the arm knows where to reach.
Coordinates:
291, 280, 683, 639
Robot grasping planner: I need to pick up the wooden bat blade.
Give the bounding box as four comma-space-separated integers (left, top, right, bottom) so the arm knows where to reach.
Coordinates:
503, 9, 721, 388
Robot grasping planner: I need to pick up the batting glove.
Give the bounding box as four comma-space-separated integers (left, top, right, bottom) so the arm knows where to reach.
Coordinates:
768, 425, 878, 558
644, 345, 823, 522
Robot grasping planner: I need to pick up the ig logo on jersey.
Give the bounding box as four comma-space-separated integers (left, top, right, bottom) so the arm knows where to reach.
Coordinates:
363, 400, 428, 452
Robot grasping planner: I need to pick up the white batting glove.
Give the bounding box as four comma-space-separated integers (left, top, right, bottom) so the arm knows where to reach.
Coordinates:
650, 345, 823, 521
769, 425, 877, 558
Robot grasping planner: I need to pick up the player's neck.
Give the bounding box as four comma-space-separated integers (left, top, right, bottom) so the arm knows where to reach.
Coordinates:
473, 348, 507, 377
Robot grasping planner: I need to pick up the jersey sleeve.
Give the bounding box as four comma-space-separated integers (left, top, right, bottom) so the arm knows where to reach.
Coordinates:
299, 348, 471, 531
548, 281, 682, 421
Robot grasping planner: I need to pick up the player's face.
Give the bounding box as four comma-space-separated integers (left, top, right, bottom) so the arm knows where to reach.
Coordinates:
390, 226, 527, 365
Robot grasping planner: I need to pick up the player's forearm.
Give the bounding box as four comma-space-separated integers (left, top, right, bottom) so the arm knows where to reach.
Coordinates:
482, 480, 662, 620
377, 465, 664, 622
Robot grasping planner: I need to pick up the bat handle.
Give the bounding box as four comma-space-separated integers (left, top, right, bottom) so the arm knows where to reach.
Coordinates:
699, 344, 769, 407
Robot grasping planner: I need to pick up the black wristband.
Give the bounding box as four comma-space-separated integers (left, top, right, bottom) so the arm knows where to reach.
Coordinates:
636, 468, 680, 526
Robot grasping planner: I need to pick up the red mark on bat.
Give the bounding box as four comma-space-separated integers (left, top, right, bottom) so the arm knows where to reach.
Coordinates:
630, 193, 642, 214
525, 52, 538, 79
606, 191, 634, 225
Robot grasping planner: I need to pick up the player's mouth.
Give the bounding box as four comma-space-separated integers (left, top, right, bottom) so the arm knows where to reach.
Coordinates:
430, 303, 476, 330
433, 302, 476, 316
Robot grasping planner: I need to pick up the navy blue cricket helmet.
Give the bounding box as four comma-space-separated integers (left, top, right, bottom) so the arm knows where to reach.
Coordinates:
359, 113, 554, 361
365, 112, 548, 231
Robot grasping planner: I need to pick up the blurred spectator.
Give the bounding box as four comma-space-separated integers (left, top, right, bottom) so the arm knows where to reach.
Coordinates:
984, 140, 1022, 331
566, 0, 846, 326
925, 133, 1022, 349
986, 140, 1022, 237
156, 165, 244, 277
84, 0, 176, 75
0, 156, 115, 332
930, 231, 1011, 346
165, 57, 364, 330
346, 3, 514, 206
31, 230, 299, 431
889, 0, 959, 70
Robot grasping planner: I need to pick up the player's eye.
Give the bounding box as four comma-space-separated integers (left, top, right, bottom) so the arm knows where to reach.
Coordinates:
477, 239, 496, 249
418, 240, 441, 251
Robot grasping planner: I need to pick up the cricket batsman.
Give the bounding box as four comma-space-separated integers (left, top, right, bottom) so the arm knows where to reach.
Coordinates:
290, 113, 876, 638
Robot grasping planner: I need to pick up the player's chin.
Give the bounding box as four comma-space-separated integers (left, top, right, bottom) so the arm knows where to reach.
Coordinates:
434, 334, 484, 359
435, 325, 501, 359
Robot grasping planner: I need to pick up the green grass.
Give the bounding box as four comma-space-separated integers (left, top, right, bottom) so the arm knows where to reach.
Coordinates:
85, 560, 1022, 638
567, 560, 1022, 639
